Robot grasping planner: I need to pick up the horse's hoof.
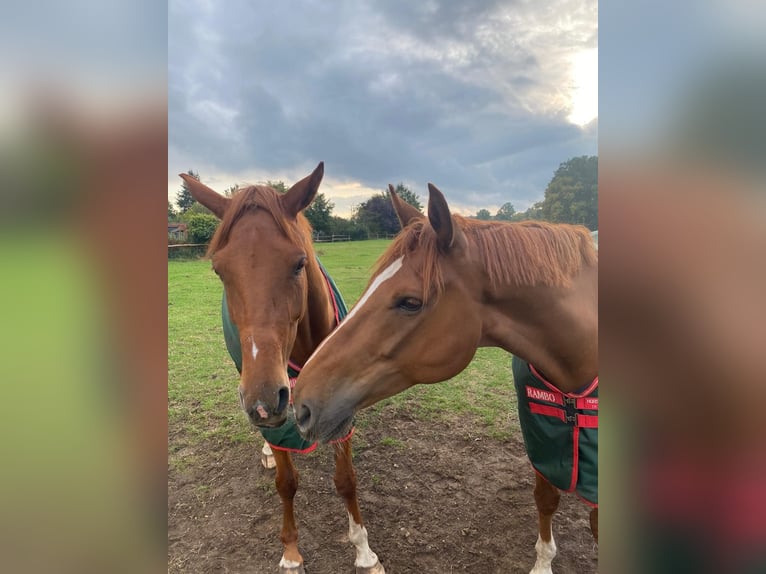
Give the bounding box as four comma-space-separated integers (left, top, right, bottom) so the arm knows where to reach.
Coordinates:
261, 452, 276, 469
278, 562, 305, 574
356, 559, 385, 574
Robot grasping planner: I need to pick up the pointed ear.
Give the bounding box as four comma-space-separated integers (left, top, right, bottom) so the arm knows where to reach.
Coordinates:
427, 183, 465, 253
281, 161, 324, 218
178, 174, 230, 219
388, 184, 423, 228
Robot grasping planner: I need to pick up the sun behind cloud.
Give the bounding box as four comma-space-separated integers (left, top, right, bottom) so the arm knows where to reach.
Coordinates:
568, 47, 598, 126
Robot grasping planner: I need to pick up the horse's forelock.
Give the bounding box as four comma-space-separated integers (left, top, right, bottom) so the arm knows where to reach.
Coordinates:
206, 185, 313, 257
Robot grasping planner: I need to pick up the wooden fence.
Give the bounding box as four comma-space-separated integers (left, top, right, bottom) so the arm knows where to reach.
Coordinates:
313, 234, 351, 243
168, 234, 396, 259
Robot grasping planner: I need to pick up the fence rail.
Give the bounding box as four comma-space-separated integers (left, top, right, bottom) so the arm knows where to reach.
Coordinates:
168, 234, 395, 259
168, 243, 208, 260
314, 234, 351, 243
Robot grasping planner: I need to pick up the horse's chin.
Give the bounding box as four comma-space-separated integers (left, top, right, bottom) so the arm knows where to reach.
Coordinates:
320, 414, 354, 444
250, 416, 288, 430
298, 411, 354, 444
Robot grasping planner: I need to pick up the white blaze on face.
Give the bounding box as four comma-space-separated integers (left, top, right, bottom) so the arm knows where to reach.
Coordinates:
347, 512, 379, 569
304, 257, 404, 366
530, 534, 557, 574
251, 339, 258, 360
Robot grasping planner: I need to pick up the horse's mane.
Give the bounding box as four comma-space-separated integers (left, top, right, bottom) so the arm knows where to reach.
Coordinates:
373, 216, 597, 301
206, 185, 313, 256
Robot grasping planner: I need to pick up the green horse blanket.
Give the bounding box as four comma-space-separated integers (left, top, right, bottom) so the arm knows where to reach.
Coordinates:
221, 259, 349, 453
512, 356, 598, 506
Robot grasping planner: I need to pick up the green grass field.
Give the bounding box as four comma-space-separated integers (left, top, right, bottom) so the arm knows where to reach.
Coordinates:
168, 240, 519, 458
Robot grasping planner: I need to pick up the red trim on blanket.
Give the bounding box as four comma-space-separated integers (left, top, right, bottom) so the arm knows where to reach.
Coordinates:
287, 377, 297, 406
576, 414, 598, 428
577, 397, 598, 410
267, 426, 355, 454
569, 426, 580, 491
267, 440, 319, 454
531, 465, 599, 507
328, 426, 355, 444
288, 360, 302, 374
529, 402, 567, 421
529, 363, 598, 398
575, 491, 599, 508
526, 385, 564, 405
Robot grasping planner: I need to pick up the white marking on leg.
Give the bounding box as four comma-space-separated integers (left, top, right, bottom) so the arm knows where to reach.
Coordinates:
278, 556, 302, 569
530, 534, 557, 574
305, 257, 404, 366
347, 512, 379, 569
251, 339, 258, 360
261, 441, 276, 469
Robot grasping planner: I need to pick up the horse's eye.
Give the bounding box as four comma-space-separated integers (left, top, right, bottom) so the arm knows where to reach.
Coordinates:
396, 297, 423, 314
294, 257, 307, 276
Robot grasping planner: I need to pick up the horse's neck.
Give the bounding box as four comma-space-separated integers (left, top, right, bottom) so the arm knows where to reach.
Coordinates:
290, 258, 336, 367
479, 264, 598, 393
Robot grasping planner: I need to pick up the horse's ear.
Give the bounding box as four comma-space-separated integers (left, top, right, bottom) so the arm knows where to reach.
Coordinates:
388, 184, 423, 228
427, 183, 465, 253
178, 174, 230, 219
281, 161, 324, 218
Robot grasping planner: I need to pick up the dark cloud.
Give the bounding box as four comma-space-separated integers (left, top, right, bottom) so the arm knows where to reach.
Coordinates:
169, 0, 597, 211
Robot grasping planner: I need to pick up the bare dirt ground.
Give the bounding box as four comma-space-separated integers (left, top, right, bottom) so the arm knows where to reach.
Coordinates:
168, 407, 597, 573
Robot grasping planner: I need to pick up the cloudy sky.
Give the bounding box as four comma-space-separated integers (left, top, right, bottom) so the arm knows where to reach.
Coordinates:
169, 0, 597, 217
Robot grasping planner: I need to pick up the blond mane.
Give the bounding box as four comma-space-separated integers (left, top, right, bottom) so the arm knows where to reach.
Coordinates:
373, 216, 597, 301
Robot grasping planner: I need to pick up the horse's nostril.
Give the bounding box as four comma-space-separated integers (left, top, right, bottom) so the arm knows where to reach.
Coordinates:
276, 386, 290, 415
296, 402, 312, 430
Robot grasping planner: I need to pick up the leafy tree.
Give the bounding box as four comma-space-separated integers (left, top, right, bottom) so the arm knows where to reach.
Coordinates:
475, 208, 492, 220
353, 193, 401, 236
179, 201, 214, 220
540, 156, 598, 230
176, 169, 200, 213
304, 193, 335, 235
224, 184, 240, 197
168, 201, 176, 221
352, 183, 422, 236
390, 183, 423, 212
187, 213, 219, 244
512, 201, 544, 221
495, 202, 516, 221
327, 216, 367, 240
265, 180, 288, 194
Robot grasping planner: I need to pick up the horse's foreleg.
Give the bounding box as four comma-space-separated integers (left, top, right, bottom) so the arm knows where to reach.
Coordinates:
332, 441, 385, 574
530, 472, 561, 574
272, 449, 304, 574
589, 507, 598, 543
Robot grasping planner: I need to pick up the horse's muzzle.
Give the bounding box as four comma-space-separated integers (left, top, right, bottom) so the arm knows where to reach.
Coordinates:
244, 386, 290, 426
295, 398, 353, 443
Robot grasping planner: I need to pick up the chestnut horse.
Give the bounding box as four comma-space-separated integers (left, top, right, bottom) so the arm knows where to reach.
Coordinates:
179, 163, 384, 574
294, 184, 598, 574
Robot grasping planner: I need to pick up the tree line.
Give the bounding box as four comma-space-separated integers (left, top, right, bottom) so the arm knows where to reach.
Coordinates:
471, 156, 597, 229
169, 155, 597, 244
